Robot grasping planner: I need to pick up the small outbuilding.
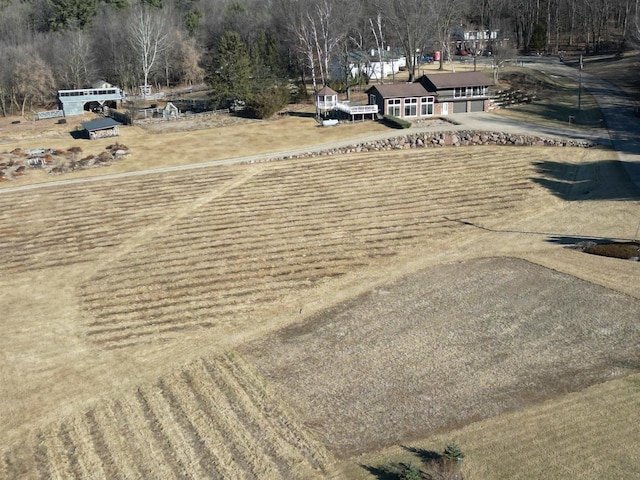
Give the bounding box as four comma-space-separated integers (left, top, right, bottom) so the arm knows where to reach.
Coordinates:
82, 118, 121, 140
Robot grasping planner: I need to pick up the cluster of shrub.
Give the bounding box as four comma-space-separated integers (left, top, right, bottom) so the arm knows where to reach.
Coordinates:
383, 442, 466, 480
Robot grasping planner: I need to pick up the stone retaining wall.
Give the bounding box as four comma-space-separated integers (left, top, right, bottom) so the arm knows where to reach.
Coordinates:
269, 130, 596, 161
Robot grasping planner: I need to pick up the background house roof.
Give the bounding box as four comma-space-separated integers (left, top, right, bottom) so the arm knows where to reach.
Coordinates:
419, 71, 493, 89
367, 83, 430, 98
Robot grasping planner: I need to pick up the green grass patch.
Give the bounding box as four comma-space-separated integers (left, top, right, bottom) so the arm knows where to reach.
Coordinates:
382, 115, 412, 129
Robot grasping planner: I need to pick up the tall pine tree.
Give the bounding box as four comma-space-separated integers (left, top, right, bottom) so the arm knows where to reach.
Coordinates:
207, 31, 252, 108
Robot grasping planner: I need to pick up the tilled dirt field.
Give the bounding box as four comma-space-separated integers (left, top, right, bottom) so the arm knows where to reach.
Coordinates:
1, 140, 639, 478
242, 256, 640, 457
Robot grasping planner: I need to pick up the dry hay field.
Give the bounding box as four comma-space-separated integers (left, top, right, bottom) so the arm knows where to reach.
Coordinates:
1, 111, 640, 479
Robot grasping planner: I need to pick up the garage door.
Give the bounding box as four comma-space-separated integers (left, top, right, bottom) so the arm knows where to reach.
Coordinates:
470, 100, 485, 112
453, 101, 467, 114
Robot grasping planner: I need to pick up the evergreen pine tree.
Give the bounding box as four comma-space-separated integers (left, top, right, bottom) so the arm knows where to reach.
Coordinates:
207, 30, 252, 108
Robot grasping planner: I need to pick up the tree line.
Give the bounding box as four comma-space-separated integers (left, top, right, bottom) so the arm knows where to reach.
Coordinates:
0, 0, 638, 117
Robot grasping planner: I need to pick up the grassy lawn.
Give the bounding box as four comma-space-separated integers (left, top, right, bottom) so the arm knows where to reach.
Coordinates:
493, 67, 605, 128
341, 374, 640, 479
567, 50, 640, 100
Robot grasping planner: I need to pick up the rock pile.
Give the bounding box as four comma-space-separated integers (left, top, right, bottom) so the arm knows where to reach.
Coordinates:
270, 130, 596, 161
0, 144, 129, 181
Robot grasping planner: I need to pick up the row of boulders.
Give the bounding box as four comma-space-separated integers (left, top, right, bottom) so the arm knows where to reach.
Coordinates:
492, 89, 539, 108
0, 144, 129, 181
270, 130, 596, 161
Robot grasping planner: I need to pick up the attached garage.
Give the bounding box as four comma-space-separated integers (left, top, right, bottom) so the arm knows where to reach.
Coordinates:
470, 99, 486, 112
453, 102, 467, 114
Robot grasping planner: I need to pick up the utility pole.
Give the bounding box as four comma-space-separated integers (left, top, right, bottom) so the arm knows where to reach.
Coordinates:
578, 54, 583, 111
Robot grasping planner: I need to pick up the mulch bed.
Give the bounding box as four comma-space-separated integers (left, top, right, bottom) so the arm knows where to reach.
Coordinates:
582, 242, 640, 260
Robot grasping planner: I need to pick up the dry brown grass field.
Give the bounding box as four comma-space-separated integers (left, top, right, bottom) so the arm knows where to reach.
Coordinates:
1, 61, 640, 479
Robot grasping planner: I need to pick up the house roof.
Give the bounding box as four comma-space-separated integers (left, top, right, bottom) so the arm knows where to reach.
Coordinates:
317, 85, 338, 96
419, 71, 493, 89
366, 82, 430, 99
82, 117, 121, 132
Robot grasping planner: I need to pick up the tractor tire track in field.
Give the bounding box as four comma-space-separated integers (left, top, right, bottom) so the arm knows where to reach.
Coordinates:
76, 148, 552, 348
0, 352, 331, 479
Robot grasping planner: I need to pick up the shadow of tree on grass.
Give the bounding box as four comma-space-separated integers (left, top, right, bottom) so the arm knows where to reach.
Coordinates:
530, 159, 640, 201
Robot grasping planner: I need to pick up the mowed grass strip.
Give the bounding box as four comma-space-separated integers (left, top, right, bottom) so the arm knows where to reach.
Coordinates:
0, 169, 237, 274
348, 374, 640, 479
0, 352, 332, 479
77, 147, 559, 347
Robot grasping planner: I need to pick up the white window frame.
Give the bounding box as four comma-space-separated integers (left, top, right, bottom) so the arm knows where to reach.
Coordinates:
404, 97, 418, 117
387, 98, 401, 116
472, 86, 485, 96
420, 96, 434, 116
454, 87, 466, 98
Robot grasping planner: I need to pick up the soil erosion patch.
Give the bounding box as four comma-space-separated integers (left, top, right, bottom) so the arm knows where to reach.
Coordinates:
243, 257, 640, 457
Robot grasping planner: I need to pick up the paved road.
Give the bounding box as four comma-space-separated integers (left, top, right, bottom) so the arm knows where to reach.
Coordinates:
525, 57, 640, 187
1, 59, 638, 194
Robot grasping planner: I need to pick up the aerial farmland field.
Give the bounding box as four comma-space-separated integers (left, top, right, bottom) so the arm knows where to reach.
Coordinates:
1, 90, 639, 478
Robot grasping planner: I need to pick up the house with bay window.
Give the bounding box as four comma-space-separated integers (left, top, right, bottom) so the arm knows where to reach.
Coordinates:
366, 71, 492, 119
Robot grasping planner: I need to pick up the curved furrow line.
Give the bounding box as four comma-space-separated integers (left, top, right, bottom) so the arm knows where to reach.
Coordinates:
201, 175, 532, 217
82, 258, 374, 310
40, 424, 76, 479
201, 356, 329, 475
1, 442, 30, 480
84, 249, 369, 287
57, 422, 85, 479
156, 378, 240, 478
182, 179, 533, 228
217, 352, 331, 472
232, 159, 535, 193
135, 385, 209, 478
180, 364, 284, 479
167, 371, 267, 478
116, 395, 180, 479
89, 402, 145, 479
83, 262, 366, 314
66, 415, 109, 480
82, 409, 121, 479
32, 433, 51, 480
82, 242, 390, 293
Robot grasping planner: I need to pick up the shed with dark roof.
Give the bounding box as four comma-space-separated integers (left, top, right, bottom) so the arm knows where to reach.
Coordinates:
81, 117, 121, 140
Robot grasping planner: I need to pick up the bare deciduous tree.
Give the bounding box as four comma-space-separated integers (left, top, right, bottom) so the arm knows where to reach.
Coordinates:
128, 3, 169, 97
373, 0, 432, 82
7, 45, 55, 116
178, 33, 205, 86
53, 30, 94, 89
369, 13, 386, 83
